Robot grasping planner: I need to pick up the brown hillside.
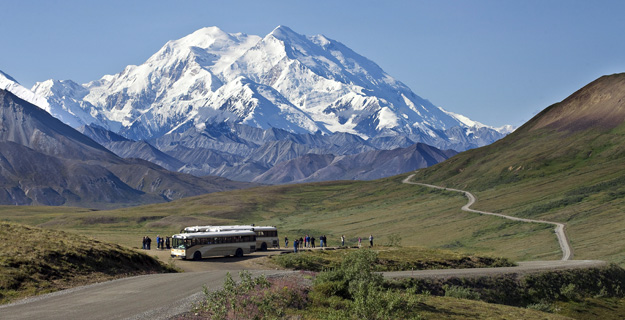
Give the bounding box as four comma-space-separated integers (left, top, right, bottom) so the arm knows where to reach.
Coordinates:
523, 73, 625, 133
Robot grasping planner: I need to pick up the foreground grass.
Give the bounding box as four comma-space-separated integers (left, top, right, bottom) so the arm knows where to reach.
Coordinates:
0, 222, 176, 304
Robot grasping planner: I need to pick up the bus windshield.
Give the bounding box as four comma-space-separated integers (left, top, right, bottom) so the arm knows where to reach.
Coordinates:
171, 237, 189, 249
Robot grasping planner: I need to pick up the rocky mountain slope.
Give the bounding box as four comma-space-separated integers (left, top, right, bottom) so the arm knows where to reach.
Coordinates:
77, 122, 458, 183
0, 89, 254, 208
254, 143, 457, 184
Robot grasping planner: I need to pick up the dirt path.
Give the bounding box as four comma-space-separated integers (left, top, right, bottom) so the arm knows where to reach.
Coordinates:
402, 174, 573, 261
383, 260, 606, 279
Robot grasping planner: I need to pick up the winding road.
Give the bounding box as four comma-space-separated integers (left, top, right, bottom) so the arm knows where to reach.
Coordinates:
402, 174, 572, 260
1, 175, 605, 319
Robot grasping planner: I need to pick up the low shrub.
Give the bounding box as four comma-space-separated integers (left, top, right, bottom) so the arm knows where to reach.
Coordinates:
271, 251, 328, 271
443, 284, 481, 300
311, 249, 424, 319
193, 271, 308, 320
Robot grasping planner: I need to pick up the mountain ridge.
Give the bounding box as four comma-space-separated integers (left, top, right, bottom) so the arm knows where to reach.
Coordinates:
31, 25, 510, 151
0, 88, 255, 208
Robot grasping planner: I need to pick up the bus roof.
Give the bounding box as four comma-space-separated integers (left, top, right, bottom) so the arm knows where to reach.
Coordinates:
183, 225, 277, 232
172, 230, 256, 239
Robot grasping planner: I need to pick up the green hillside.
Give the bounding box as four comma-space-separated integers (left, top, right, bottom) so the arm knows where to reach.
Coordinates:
412, 73, 625, 263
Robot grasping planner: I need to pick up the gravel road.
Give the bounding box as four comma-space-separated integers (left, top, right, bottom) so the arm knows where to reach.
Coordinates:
383, 260, 606, 279
402, 174, 573, 260
0, 251, 292, 320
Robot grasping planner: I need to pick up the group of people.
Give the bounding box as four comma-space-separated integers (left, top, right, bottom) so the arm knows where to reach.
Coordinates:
285, 235, 320, 252
141, 235, 170, 250
285, 234, 374, 253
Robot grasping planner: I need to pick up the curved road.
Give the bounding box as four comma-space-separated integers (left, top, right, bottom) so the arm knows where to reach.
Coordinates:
402, 174, 572, 260
1, 176, 606, 319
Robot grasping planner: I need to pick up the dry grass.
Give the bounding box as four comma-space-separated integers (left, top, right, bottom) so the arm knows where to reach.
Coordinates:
0, 222, 175, 304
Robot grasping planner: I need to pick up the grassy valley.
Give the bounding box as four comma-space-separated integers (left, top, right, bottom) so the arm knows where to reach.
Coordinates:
0, 175, 562, 262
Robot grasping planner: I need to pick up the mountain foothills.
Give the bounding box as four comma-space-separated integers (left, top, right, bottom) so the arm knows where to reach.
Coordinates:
0, 89, 254, 207
413, 73, 625, 263
6, 26, 508, 183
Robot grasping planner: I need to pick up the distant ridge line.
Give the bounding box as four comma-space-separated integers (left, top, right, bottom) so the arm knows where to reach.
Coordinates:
402, 174, 572, 261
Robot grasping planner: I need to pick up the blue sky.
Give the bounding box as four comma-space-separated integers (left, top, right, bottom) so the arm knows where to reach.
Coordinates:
2, 1, 624, 127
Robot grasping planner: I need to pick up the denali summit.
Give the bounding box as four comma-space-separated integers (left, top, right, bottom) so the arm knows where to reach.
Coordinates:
32, 26, 511, 151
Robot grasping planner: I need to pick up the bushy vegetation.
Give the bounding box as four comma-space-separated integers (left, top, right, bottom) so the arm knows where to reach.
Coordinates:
309, 249, 423, 319
388, 264, 625, 309
187, 250, 423, 320
193, 249, 604, 319
191, 271, 308, 320
0, 222, 175, 304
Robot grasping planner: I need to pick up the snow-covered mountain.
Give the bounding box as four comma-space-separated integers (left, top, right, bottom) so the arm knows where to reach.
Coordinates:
32, 26, 510, 151
1, 70, 50, 112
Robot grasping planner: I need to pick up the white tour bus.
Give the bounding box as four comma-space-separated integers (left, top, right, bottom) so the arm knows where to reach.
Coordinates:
170, 230, 256, 260
182, 225, 279, 251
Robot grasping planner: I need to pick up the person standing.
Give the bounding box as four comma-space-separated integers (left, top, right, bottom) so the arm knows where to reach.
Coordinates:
319, 235, 324, 248
311, 236, 316, 248
341, 235, 345, 247
156, 235, 161, 249
165, 236, 170, 249
299, 237, 304, 249
285, 236, 289, 247
358, 237, 361, 247
369, 234, 374, 247
142, 236, 147, 250
293, 239, 299, 253
146, 236, 152, 250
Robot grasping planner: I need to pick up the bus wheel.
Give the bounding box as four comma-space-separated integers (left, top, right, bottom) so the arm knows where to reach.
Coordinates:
235, 248, 243, 258
260, 242, 268, 251
193, 251, 202, 261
